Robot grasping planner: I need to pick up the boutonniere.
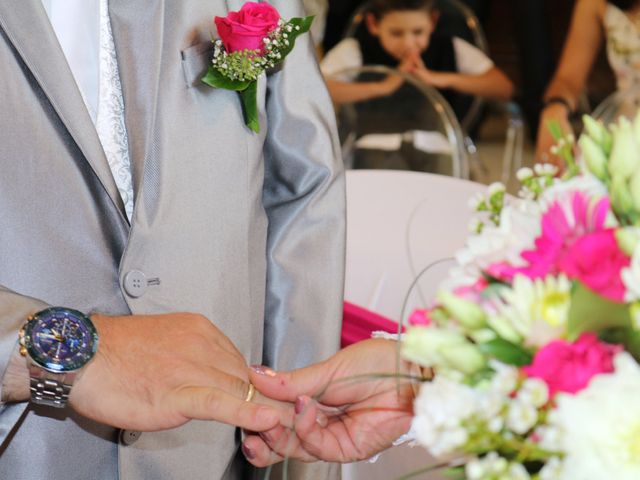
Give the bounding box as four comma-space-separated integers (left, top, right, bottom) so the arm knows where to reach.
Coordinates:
202, 2, 313, 133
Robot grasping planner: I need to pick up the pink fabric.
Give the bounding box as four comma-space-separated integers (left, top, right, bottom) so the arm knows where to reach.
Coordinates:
341, 301, 403, 348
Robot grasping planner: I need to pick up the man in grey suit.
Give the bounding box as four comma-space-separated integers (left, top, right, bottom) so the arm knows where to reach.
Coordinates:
0, 0, 344, 479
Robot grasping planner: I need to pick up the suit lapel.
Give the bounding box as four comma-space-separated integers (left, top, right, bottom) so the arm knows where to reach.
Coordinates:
109, 0, 165, 200
0, 0, 128, 223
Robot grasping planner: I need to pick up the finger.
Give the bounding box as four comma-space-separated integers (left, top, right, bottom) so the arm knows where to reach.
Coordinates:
293, 396, 343, 461
249, 363, 333, 403
252, 391, 295, 429
242, 434, 284, 467
172, 386, 280, 431
259, 425, 318, 462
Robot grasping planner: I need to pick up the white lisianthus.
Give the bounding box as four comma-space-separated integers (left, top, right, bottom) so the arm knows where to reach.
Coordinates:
495, 274, 571, 347
548, 352, 640, 480
411, 376, 477, 456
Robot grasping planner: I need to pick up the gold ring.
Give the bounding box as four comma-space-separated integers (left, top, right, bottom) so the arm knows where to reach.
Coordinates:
244, 382, 256, 402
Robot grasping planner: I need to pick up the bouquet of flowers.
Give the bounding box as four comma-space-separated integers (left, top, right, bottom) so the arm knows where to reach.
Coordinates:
400, 113, 640, 480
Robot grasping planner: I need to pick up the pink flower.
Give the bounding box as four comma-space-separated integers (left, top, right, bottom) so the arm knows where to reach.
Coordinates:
559, 229, 630, 302
215, 2, 280, 53
514, 192, 611, 280
523, 333, 622, 396
409, 309, 433, 326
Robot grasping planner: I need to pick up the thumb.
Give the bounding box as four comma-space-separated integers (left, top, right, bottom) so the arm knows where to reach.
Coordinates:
249, 362, 334, 403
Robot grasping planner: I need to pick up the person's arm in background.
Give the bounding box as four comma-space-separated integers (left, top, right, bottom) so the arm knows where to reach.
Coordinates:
535, 0, 606, 163
409, 39, 514, 101
321, 37, 412, 104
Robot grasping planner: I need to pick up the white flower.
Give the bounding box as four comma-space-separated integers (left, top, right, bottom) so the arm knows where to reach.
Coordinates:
489, 361, 519, 396
517, 378, 549, 408
411, 376, 477, 456
548, 352, 640, 480
539, 457, 564, 480
517, 167, 534, 181
465, 453, 529, 480
506, 398, 539, 434
447, 199, 541, 288
495, 274, 571, 347
534, 163, 558, 177
488, 182, 506, 196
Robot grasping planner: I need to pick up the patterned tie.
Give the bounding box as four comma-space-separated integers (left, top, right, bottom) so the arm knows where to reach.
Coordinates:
95, 0, 134, 220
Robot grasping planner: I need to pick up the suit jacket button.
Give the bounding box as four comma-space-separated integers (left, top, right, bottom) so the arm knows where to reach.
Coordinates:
123, 270, 147, 298
119, 429, 142, 446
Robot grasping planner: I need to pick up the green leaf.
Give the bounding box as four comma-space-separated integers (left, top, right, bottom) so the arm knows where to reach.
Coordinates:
478, 338, 533, 366
239, 81, 260, 133
202, 66, 251, 91
546, 119, 565, 141
600, 327, 640, 360
276, 16, 315, 59
566, 281, 631, 340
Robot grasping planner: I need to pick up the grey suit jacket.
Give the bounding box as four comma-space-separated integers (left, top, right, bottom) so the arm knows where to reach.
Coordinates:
0, 1, 345, 479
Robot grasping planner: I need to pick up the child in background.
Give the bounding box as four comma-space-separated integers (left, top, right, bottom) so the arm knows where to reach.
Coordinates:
320, 0, 513, 107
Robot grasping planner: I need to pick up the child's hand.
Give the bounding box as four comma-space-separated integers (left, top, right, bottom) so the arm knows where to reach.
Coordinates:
404, 52, 453, 89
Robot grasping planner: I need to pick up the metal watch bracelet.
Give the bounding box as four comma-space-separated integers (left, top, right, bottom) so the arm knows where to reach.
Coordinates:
28, 366, 74, 408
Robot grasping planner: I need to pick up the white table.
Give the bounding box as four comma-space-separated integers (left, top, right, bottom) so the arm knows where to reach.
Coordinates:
342, 170, 486, 480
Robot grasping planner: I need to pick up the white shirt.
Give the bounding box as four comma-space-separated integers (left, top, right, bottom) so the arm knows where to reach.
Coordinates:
321, 36, 494, 81
41, 0, 100, 122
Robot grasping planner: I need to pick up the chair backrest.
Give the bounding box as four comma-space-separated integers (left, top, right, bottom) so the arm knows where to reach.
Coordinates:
329, 65, 470, 178
591, 86, 640, 125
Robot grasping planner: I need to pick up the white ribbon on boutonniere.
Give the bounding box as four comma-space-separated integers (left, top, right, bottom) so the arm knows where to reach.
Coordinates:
202, 2, 313, 133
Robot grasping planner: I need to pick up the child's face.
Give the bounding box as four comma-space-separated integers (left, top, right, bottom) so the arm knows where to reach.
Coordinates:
366, 10, 434, 61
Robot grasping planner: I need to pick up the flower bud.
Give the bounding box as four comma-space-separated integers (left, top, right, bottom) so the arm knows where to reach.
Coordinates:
610, 174, 634, 215
630, 168, 640, 211
608, 118, 639, 180
438, 291, 487, 331
578, 134, 608, 181
582, 115, 613, 155
402, 327, 486, 374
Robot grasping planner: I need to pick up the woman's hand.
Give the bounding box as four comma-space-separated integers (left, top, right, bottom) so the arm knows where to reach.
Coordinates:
535, 103, 574, 168
241, 339, 419, 466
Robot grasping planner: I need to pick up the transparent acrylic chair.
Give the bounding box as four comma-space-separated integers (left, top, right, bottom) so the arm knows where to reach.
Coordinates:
592, 86, 640, 124
339, 0, 524, 183
330, 65, 470, 178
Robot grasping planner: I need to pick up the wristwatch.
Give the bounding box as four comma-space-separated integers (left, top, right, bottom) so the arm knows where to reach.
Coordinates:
19, 307, 99, 408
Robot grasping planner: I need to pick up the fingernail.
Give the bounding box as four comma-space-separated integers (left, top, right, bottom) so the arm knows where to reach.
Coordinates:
242, 443, 255, 460
251, 365, 277, 377
295, 396, 307, 415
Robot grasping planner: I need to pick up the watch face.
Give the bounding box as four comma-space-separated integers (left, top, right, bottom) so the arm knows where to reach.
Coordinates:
24, 308, 98, 373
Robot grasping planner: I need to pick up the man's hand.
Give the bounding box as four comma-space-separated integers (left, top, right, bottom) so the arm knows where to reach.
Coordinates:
69, 313, 287, 433
241, 339, 418, 466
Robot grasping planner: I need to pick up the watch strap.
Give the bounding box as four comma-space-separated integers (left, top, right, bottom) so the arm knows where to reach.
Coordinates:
28, 366, 75, 408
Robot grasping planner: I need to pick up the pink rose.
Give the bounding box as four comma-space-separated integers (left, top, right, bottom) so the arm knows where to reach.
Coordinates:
523, 333, 622, 396
558, 229, 630, 302
215, 2, 280, 53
